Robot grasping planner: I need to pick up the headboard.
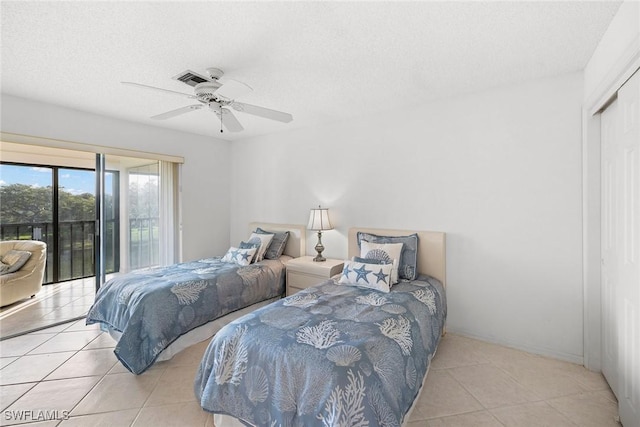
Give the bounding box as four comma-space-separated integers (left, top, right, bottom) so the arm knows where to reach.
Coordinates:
347, 227, 446, 287
248, 222, 306, 258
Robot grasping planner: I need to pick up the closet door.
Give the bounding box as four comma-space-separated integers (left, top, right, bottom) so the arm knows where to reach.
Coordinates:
602, 69, 640, 427
616, 69, 639, 427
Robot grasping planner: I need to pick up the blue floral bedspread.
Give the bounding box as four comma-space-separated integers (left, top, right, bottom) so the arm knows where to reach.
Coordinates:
194, 275, 446, 427
86, 257, 285, 374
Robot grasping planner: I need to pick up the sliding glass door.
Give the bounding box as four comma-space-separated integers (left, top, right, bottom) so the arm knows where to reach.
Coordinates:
0, 140, 181, 338
0, 162, 119, 284
0, 161, 119, 337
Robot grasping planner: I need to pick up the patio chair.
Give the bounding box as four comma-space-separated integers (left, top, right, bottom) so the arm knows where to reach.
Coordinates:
0, 240, 47, 307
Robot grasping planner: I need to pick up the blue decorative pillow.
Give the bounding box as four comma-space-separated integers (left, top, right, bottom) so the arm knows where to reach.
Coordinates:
239, 241, 261, 263
221, 246, 257, 266
255, 228, 290, 259
338, 260, 393, 293
357, 232, 419, 280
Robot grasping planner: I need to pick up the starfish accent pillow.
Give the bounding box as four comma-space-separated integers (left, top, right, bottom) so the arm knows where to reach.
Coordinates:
221, 246, 258, 266
360, 241, 403, 284
338, 260, 393, 293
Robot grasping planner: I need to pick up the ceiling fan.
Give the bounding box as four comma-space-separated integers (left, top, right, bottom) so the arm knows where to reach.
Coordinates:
122, 67, 293, 133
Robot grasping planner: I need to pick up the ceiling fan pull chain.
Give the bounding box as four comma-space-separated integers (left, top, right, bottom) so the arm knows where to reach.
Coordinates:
220, 105, 223, 133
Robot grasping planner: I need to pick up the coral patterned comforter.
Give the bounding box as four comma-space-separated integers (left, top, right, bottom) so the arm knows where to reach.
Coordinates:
194, 275, 446, 427
86, 257, 286, 374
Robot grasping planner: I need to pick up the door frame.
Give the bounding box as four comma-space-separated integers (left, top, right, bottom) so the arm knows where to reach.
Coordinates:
95, 154, 106, 291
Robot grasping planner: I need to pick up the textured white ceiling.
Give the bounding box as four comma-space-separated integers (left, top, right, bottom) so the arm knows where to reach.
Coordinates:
1, 1, 621, 142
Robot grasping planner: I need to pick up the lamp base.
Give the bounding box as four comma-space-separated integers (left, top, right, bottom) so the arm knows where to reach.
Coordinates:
313, 230, 326, 262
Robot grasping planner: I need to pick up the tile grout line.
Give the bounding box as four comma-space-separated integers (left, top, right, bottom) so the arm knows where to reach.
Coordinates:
489, 362, 546, 403
491, 358, 609, 406
440, 366, 488, 413
478, 355, 615, 427
1, 333, 86, 422
62, 330, 163, 426
420, 363, 508, 425
47, 329, 122, 425
486, 400, 581, 427
1, 326, 107, 422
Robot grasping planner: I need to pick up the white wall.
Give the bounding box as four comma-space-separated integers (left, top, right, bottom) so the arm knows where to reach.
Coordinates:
0, 94, 231, 261
231, 72, 585, 363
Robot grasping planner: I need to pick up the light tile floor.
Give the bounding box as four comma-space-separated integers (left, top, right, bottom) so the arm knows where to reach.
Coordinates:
0, 325, 621, 427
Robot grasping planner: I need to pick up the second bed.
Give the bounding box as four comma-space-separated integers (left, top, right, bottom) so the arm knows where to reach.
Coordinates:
86, 222, 305, 374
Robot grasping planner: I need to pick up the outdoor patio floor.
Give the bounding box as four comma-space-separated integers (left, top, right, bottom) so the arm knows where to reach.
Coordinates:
0, 278, 96, 338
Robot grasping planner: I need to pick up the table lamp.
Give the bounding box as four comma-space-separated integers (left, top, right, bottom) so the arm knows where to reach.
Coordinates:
307, 205, 333, 262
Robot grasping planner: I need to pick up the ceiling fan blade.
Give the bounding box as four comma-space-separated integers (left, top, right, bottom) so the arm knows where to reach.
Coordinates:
215, 79, 253, 100
122, 82, 195, 99
151, 104, 203, 120
231, 101, 293, 123
213, 107, 244, 132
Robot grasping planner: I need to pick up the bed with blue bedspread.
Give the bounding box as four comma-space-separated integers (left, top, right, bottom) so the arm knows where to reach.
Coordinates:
87, 223, 304, 375
87, 257, 287, 374
195, 228, 447, 427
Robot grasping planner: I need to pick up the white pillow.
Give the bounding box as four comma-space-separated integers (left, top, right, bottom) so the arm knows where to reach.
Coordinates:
360, 241, 403, 285
247, 232, 274, 262
338, 260, 393, 293
351, 256, 399, 285
221, 246, 258, 266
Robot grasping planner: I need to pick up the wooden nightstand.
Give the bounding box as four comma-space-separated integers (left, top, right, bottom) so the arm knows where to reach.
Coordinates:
286, 256, 344, 296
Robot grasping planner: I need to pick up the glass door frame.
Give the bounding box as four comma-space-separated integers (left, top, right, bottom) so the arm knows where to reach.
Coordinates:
95, 154, 106, 291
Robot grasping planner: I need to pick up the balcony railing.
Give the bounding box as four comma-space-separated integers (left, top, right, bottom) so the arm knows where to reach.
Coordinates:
0, 218, 157, 284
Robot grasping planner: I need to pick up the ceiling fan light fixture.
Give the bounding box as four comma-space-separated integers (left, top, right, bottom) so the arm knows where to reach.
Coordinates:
195, 82, 222, 101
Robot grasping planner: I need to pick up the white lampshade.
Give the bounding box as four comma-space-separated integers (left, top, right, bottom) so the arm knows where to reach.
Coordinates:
307, 206, 333, 231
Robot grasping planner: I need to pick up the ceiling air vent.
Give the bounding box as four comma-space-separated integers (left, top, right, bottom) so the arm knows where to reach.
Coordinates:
171, 70, 210, 87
